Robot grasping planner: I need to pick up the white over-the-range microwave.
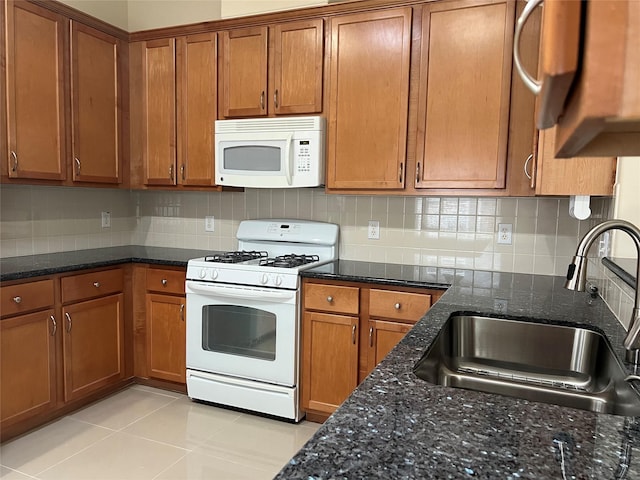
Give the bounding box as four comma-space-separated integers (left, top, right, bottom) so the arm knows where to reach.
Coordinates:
214, 115, 325, 188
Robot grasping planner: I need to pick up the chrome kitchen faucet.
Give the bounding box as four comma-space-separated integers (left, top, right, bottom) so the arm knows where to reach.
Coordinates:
565, 220, 640, 363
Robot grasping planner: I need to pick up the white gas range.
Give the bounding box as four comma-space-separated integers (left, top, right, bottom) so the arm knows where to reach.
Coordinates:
185, 219, 339, 422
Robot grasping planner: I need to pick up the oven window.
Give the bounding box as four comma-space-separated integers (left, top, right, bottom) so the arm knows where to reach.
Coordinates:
201, 305, 276, 361
223, 146, 281, 172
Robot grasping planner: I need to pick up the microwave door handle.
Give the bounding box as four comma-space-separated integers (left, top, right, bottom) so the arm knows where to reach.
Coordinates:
284, 132, 293, 186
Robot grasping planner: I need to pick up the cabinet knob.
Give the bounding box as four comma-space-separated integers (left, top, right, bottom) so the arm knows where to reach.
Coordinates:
394, 303, 401, 310
93, 282, 100, 288
13, 296, 22, 304
326, 296, 333, 303
162, 279, 168, 286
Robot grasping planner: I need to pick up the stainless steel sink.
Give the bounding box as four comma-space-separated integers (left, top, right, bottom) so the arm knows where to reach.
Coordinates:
413, 314, 640, 415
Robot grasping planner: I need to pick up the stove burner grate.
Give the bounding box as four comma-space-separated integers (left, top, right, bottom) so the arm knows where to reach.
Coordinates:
205, 250, 268, 264
259, 254, 320, 268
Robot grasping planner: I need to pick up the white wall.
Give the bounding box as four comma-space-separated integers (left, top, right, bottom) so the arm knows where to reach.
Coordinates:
127, 0, 221, 32
221, 0, 327, 19
613, 157, 640, 257
58, 0, 129, 30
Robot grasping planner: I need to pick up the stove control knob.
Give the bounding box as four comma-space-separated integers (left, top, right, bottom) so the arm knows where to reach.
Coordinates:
274, 275, 283, 286
261, 273, 269, 285
199, 268, 207, 279
210, 269, 218, 280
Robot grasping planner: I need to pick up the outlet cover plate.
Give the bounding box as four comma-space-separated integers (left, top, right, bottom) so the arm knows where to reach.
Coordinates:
101, 211, 111, 228
368, 220, 380, 240
205, 216, 215, 232
497, 223, 512, 245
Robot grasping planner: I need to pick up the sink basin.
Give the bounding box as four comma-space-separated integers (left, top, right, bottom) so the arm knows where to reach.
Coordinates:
413, 314, 640, 416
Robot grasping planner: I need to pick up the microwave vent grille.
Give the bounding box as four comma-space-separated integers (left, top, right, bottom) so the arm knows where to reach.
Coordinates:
216, 116, 324, 134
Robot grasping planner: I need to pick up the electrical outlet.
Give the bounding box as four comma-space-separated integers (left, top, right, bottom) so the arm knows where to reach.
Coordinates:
497, 223, 512, 245
205, 216, 215, 232
101, 211, 111, 228
368, 220, 380, 240
494, 299, 508, 312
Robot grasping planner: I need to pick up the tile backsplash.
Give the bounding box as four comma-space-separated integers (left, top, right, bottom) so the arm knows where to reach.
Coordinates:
3, 185, 632, 326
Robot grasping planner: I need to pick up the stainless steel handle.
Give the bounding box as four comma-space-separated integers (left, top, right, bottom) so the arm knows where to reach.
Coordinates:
394, 303, 401, 310
169, 164, 174, 181
161, 279, 168, 286
180, 304, 185, 321
352, 324, 357, 345
12, 296, 21, 304
260, 91, 265, 110
369, 326, 374, 347
93, 282, 100, 288
50, 315, 57, 336
10, 151, 17, 172
399, 163, 404, 183
514, 0, 543, 95
326, 296, 333, 303
75, 157, 81, 176
65, 312, 72, 333
524, 153, 533, 180
274, 89, 279, 109
180, 164, 185, 181
416, 162, 421, 184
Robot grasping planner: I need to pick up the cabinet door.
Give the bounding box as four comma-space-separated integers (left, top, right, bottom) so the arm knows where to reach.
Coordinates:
272, 19, 323, 115
146, 294, 186, 384
0, 310, 57, 426
302, 311, 358, 415
416, 0, 514, 189
143, 38, 176, 185
533, 127, 616, 196
6, 1, 66, 180
326, 9, 411, 190
71, 21, 120, 184
366, 320, 411, 374
177, 33, 217, 187
62, 294, 124, 402
219, 27, 268, 118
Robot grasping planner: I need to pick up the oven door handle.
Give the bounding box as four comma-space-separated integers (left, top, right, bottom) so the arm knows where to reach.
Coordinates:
187, 282, 296, 302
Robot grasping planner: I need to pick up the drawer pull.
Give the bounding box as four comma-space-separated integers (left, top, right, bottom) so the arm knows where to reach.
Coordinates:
93, 282, 100, 288
352, 324, 357, 344
369, 326, 374, 347
65, 312, 72, 333
180, 304, 185, 321
12, 296, 22, 304
50, 315, 57, 336
326, 296, 333, 303
394, 303, 401, 310
162, 279, 168, 286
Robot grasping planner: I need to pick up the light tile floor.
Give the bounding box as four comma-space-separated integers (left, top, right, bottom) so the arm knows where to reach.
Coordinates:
0, 385, 321, 480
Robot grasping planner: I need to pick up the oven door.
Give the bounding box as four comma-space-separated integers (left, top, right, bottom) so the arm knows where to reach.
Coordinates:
185, 281, 298, 387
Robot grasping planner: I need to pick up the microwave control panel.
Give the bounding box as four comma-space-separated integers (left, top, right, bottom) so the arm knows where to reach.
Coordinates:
295, 140, 312, 173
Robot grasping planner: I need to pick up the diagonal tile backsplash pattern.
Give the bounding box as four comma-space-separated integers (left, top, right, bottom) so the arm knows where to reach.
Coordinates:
2, 184, 630, 324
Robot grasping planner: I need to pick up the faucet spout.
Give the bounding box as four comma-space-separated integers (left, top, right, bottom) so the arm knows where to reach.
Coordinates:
565, 220, 640, 352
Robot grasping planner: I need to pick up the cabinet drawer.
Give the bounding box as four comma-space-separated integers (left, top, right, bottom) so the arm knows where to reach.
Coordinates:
1, 280, 55, 318
304, 284, 359, 315
369, 289, 431, 323
146, 269, 186, 295
61, 269, 124, 304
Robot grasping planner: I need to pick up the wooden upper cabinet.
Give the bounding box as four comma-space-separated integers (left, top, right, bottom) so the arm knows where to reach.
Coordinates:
416, 0, 514, 190
6, 1, 66, 181
71, 21, 120, 184
326, 8, 412, 190
219, 20, 322, 118
142, 38, 177, 185
272, 19, 323, 115
219, 27, 268, 118
177, 33, 217, 187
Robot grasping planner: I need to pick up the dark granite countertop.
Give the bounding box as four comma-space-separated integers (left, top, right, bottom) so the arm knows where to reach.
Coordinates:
0, 246, 213, 282
278, 260, 640, 479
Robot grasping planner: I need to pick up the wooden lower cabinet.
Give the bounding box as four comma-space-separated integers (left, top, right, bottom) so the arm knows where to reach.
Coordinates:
62, 294, 125, 402
301, 279, 442, 421
0, 309, 57, 427
302, 311, 359, 415
366, 320, 412, 372
146, 294, 185, 383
